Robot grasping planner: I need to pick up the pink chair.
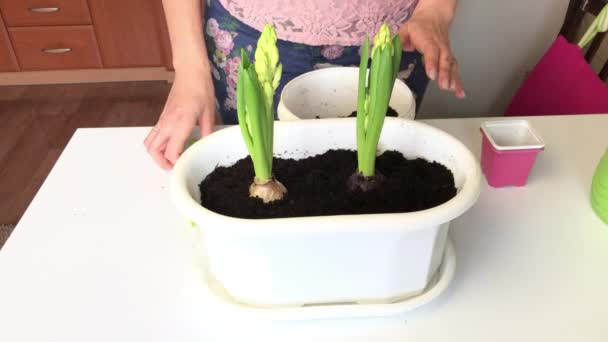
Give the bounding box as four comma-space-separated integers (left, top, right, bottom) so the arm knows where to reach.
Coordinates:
505, 2, 608, 116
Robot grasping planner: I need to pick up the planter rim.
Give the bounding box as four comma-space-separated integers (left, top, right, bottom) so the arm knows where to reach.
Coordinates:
170, 118, 482, 235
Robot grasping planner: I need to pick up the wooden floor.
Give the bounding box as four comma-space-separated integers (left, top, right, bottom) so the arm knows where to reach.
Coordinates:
0, 81, 170, 226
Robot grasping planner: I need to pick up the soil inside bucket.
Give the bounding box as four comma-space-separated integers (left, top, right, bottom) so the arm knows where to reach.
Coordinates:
347, 106, 399, 118
314, 107, 399, 119
199, 150, 457, 219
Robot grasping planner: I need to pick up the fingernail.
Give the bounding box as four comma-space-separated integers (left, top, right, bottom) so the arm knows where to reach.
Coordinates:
450, 80, 456, 90
442, 80, 449, 90
428, 70, 436, 81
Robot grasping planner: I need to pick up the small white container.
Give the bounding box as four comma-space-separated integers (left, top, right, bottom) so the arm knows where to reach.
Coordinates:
480, 120, 544, 151
277, 67, 416, 121
170, 118, 481, 307
480, 120, 545, 187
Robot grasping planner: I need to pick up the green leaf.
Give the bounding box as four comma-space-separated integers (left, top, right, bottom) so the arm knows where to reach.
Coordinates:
236, 56, 254, 156
251, 24, 281, 172
241, 49, 250, 68
234, 24, 282, 184
272, 63, 282, 91
391, 34, 402, 85
248, 67, 271, 165
355, 24, 403, 178
356, 37, 370, 172
363, 46, 392, 177
243, 67, 271, 181
359, 45, 383, 176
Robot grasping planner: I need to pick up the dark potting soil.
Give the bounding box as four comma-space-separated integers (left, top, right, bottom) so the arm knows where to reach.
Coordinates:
348, 106, 399, 118
314, 106, 399, 119
199, 150, 457, 219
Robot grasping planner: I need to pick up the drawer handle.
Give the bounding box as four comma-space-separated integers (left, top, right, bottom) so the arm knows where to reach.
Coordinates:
29, 7, 60, 13
42, 48, 72, 54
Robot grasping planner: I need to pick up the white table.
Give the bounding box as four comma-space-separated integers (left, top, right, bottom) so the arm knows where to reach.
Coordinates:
1, 115, 607, 341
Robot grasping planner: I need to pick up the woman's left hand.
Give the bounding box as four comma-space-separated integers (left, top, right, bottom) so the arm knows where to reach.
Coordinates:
398, 0, 465, 98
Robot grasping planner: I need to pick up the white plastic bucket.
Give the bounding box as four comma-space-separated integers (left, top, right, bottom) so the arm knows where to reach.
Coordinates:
170, 118, 481, 307
277, 67, 416, 120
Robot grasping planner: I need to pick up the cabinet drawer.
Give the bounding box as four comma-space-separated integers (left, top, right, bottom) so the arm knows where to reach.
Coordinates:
0, 11, 19, 71
9, 26, 102, 70
0, 0, 91, 27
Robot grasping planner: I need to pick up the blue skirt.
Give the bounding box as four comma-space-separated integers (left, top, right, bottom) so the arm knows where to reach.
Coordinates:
204, 0, 429, 124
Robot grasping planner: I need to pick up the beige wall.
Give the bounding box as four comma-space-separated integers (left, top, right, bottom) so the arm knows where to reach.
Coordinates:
418, 0, 570, 119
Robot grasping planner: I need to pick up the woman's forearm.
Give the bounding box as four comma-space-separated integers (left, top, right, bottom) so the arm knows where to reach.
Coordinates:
400, 0, 464, 97
162, 0, 210, 72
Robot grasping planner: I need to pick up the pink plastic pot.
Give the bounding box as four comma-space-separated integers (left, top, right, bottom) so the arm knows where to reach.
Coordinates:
480, 120, 545, 187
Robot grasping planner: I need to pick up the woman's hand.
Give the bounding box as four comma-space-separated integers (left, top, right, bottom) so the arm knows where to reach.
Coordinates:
144, 68, 216, 170
398, 0, 465, 98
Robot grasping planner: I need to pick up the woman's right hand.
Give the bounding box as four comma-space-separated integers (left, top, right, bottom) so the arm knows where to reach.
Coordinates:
144, 68, 217, 170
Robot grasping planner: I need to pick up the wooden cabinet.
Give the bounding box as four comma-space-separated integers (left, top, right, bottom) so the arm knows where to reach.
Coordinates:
10, 26, 101, 70
0, 0, 92, 27
0, 0, 172, 79
0, 11, 19, 71
87, 0, 165, 68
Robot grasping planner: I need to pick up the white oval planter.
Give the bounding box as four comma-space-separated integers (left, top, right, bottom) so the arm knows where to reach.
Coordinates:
170, 118, 481, 307
277, 67, 416, 121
